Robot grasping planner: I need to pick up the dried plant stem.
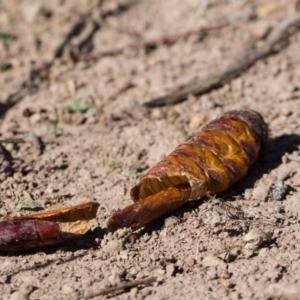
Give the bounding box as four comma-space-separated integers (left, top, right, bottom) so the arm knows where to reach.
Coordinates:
0, 138, 27, 144
143, 13, 300, 107
83, 277, 156, 298
80, 23, 228, 61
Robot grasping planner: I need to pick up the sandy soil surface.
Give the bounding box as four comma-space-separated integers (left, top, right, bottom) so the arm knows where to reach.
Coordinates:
1, 0, 300, 299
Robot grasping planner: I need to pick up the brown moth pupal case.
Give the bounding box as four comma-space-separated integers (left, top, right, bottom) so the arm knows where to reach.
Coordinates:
107, 110, 268, 231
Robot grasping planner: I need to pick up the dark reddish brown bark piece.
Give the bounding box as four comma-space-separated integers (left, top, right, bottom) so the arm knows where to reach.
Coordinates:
0, 202, 99, 251
0, 220, 62, 250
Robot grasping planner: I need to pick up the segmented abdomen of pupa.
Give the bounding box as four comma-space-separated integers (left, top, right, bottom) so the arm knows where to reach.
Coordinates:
131, 110, 268, 201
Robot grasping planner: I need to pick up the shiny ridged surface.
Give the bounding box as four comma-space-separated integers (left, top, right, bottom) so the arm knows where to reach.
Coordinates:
132, 110, 268, 200
108, 110, 268, 230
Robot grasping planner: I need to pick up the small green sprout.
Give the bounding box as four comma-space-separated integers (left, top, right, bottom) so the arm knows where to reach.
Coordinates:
62, 99, 93, 113
16, 202, 38, 212
128, 169, 141, 180
49, 126, 63, 136
124, 243, 137, 251
0, 32, 15, 50
108, 161, 123, 169
169, 109, 179, 118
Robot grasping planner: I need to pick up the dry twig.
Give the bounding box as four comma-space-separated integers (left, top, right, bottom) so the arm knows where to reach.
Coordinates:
1, 1, 138, 117
83, 277, 156, 298
109, 80, 136, 100
0, 138, 27, 144
80, 23, 228, 61
143, 13, 300, 107
0, 133, 44, 155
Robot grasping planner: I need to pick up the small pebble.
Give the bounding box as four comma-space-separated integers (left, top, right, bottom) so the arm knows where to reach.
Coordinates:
44, 185, 55, 194
288, 171, 300, 187
166, 263, 176, 277
117, 250, 129, 260
150, 251, 160, 261
0, 275, 8, 284
61, 284, 74, 294
22, 2, 41, 23
202, 254, 227, 269
287, 154, 300, 163
9, 285, 33, 300
271, 182, 289, 200
107, 272, 121, 285
6, 189, 12, 198
218, 268, 231, 279
189, 112, 205, 130
185, 256, 196, 267
281, 155, 288, 164
252, 186, 269, 201
265, 283, 300, 299
249, 21, 271, 39
129, 287, 138, 298
29, 113, 42, 125
102, 239, 123, 254
244, 188, 253, 200
206, 266, 218, 280
229, 291, 240, 300
154, 268, 165, 276
151, 108, 163, 120
13, 172, 23, 182
221, 280, 235, 288
128, 267, 138, 276
164, 216, 179, 228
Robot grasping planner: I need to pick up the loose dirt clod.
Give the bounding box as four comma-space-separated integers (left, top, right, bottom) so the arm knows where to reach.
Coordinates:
102, 239, 123, 254
9, 285, 33, 300
242, 228, 272, 257
166, 263, 176, 277
202, 254, 227, 270
264, 283, 300, 300
252, 186, 269, 201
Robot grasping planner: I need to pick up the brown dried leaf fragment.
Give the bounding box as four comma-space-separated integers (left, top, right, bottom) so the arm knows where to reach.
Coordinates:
107, 110, 268, 231
107, 185, 190, 231
15, 201, 100, 235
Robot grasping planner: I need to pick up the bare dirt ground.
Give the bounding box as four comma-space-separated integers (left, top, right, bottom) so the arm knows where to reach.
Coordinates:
1, 0, 300, 299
